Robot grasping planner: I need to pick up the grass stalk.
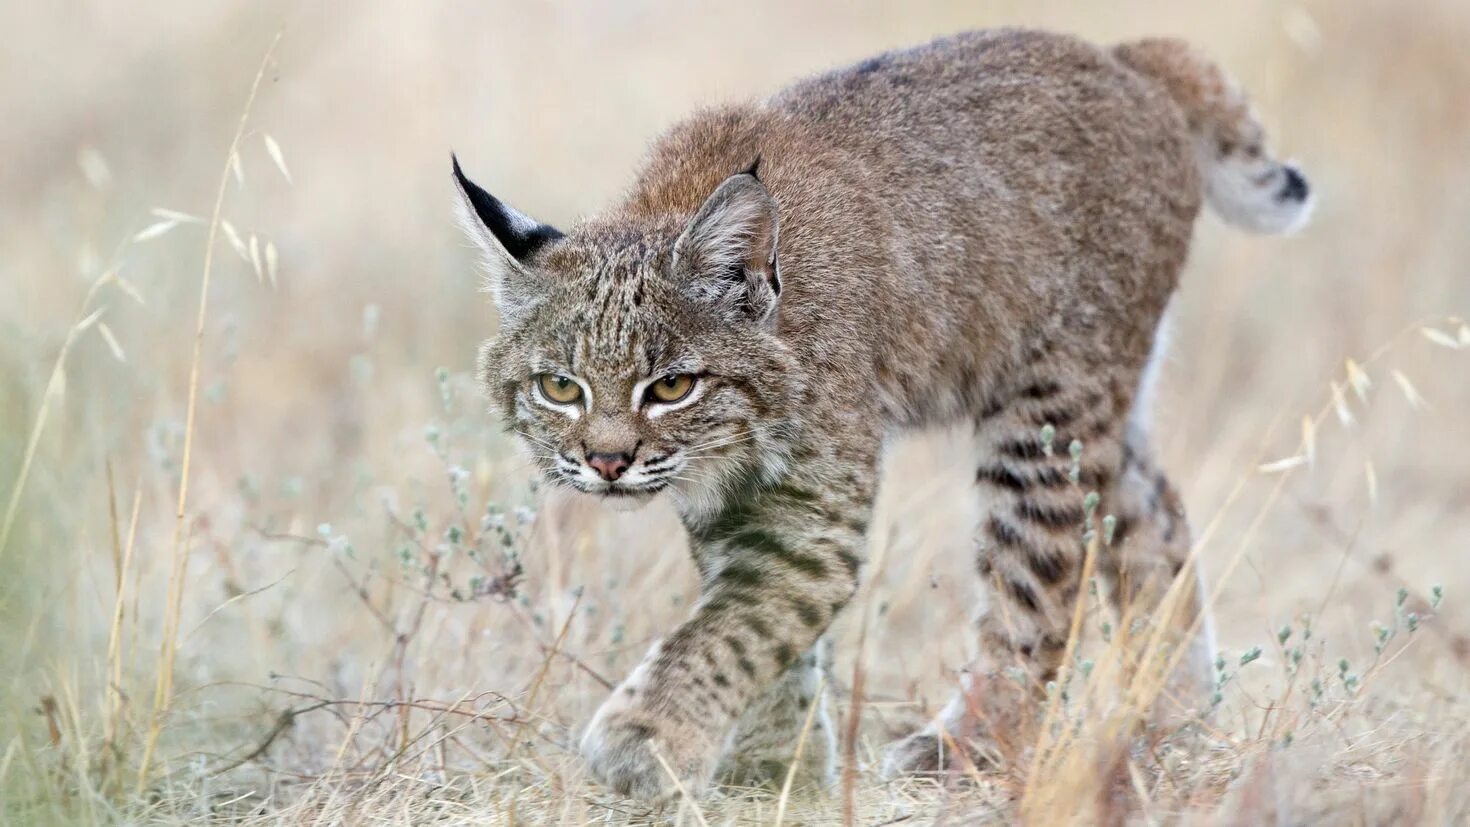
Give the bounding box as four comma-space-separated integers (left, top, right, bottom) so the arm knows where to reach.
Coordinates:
135, 31, 284, 793
0, 274, 115, 563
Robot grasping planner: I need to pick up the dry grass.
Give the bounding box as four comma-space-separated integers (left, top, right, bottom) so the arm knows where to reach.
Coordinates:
3, 1, 1469, 824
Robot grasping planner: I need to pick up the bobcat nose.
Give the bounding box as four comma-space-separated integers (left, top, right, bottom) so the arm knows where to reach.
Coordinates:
587, 451, 633, 482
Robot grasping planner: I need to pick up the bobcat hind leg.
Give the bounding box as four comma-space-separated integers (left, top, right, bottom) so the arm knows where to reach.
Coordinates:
1100, 429, 1217, 721
884, 369, 1129, 777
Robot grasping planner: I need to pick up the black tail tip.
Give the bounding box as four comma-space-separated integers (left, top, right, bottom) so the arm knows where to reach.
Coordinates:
1278, 165, 1309, 203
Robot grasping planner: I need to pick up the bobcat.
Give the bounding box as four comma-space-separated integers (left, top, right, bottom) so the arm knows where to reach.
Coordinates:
453, 29, 1311, 801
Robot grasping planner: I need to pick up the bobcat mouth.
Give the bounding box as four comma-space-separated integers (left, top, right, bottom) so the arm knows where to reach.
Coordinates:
574, 479, 669, 498
601, 485, 657, 497
605, 481, 670, 496
587, 480, 666, 512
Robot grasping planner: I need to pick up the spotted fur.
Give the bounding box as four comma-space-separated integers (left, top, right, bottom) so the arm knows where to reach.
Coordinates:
453, 28, 1310, 801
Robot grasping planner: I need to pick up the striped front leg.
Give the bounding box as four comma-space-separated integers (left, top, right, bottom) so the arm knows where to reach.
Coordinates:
580, 475, 870, 801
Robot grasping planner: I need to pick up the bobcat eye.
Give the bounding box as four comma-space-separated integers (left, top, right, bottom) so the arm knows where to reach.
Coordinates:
536, 374, 583, 405
647, 374, 696, 405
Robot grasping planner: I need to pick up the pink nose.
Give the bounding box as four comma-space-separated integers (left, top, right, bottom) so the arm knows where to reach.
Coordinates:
587, 452, 632, 482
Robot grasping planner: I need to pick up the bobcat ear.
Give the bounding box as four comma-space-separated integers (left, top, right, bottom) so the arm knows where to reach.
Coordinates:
672, 167, 781, 324
452, 154, 563, 320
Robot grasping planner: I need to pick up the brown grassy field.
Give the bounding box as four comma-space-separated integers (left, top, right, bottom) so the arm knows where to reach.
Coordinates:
3, 1, 1469, 823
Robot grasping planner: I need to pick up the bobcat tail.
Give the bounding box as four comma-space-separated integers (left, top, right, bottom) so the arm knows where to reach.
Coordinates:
1114, 38, 1313, 235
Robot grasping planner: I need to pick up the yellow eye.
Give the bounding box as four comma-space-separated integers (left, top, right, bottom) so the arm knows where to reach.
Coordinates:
648, 374, 696, 404
536, 374, 583, 405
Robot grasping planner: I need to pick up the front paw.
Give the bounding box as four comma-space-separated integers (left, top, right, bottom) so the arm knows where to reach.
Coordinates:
580, 704, 720, 802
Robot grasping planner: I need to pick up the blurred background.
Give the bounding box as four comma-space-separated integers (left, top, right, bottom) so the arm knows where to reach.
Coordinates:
2, 0, 1468, 821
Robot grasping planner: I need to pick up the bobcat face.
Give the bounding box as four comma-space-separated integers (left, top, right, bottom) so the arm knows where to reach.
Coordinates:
457, 159, 802, 514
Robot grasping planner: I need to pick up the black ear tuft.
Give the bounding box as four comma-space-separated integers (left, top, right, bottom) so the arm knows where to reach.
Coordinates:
451, 153, 563, 262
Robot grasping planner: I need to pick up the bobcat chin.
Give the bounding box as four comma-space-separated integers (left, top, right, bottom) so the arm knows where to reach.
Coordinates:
453, 29, 1310, 802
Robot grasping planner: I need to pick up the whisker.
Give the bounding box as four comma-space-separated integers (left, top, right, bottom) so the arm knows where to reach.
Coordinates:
684, 429, 756, 452
680, 435, 760, 458
516, 431, 563, 454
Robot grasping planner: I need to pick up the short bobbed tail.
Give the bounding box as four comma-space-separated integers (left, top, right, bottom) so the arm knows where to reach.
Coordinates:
1114, 38, 1314, 235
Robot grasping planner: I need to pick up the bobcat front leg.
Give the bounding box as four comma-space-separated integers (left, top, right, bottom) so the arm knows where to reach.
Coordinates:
580, 472, 870, 802
719, 637, 836, 788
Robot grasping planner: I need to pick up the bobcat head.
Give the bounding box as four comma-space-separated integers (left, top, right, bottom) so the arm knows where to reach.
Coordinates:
453, 156, 803, 515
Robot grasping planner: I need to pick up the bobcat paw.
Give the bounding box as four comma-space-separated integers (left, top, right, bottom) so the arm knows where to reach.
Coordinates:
880, 728, 994, 779
580, 704, 720, 802
717, 735, 836, 791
